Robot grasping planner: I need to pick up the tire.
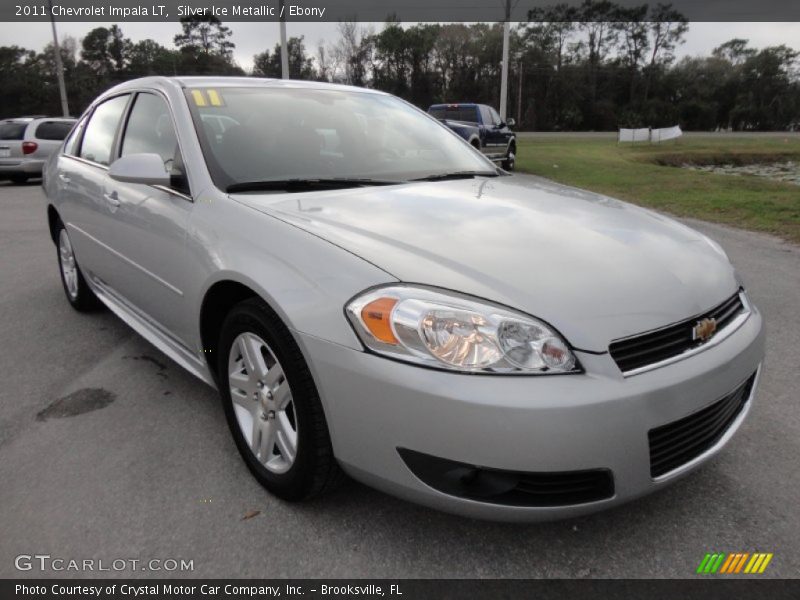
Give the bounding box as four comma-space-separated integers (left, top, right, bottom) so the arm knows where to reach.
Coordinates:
10, 174, 28, 184
217, 298, 342, 501
502, 144, 516, 171
55, 220, 102, 311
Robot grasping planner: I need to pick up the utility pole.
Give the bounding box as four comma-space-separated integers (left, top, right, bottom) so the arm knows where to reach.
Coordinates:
278, 0, 289, 79
499, 0, 511, 121
517, 57, 523, 126
47, 0, 69, 117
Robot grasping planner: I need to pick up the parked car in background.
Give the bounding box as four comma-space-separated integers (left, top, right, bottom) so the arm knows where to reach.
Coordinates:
43, 77, 764, 521
428, 103, 516, 170
0, 116, 76, 183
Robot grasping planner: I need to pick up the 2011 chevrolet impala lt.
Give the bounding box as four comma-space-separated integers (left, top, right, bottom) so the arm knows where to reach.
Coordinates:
43, 77, 765, 521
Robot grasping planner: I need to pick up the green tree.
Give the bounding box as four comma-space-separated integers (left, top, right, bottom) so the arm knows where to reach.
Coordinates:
81, 25, 130, 77
173, 17, 241, 75
126, 40, 180, 76
642, 3, 688, 101
732, 45, 799, 130
252, 36, 315, 79
174, 15, 234, 59
0, 46, 43, 116
713, 39, 756, 65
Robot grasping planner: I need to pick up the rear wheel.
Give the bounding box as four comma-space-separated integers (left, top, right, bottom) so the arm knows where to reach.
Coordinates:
56, 220, 101, 311
217, 298, 342, 500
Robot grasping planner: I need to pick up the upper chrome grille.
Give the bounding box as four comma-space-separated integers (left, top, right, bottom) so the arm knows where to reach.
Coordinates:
609, 291, 746, 374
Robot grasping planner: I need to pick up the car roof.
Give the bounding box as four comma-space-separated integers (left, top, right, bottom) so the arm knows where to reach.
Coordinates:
1, 116, 76, 122
429, 103, 479, 108
103, 76, 389, 97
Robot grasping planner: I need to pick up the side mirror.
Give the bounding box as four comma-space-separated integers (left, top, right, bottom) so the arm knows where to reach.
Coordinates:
109, 153, 170, 186
506, 118, 516, 129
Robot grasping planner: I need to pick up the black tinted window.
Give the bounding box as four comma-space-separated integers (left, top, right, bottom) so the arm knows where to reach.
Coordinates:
428, 106, 478, 123
35, 121, 74, 141
80, 95, 129, 165
122, 93, 178, 165
0, 121, 27, 140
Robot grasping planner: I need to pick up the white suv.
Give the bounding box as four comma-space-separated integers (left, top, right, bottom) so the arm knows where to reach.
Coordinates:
0, 117, 76, 184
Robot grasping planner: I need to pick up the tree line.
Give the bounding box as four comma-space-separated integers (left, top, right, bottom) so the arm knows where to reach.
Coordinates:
1, 4, 798, 131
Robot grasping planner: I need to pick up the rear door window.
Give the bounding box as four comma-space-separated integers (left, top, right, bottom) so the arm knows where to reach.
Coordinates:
63, 117, 88, 156
0, 121, 27, 140
80, 95, 130, 165
35, 121, 75, 141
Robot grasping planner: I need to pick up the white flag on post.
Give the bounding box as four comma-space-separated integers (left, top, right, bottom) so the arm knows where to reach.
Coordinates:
618, 125, 683, 143
651, 125, 683, 142
618, 128, 651, 143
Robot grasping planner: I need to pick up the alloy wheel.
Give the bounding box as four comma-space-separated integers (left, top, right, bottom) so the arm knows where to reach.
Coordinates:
227, 332, 298, 474
58, 229, 79, 300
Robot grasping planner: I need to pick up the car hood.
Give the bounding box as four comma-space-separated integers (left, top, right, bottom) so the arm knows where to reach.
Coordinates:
233, 175, 738, 352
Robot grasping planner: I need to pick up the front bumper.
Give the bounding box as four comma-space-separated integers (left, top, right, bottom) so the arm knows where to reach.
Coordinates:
298, 306, 764, 521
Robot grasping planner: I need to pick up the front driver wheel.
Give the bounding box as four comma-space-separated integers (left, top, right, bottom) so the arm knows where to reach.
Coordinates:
56, 220, 102, 311
218, 298, 342, 500
502, 146, 516, 171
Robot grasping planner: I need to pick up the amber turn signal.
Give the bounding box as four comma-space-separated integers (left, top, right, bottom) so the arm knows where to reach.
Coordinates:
360, 297, 399, 345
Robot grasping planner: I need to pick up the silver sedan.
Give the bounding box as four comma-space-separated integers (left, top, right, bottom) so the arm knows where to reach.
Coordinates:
43, 77, 764, 521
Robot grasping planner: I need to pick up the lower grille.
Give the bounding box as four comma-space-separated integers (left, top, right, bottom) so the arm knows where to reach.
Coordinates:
609, 291, 746, 374
648, 373, 756, 478
398, 448, 614, 507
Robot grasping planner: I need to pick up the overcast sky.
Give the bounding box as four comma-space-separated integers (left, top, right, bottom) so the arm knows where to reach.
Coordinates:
3, 21, 799, 72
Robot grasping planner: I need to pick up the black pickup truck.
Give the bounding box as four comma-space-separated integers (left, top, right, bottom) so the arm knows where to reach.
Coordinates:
428, 103, 516, 170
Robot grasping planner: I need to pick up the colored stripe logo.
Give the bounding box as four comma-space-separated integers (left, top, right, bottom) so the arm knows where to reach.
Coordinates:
696, 552, 773, 574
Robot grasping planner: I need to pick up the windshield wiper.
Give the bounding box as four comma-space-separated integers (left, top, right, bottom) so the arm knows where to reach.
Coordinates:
226, 178, 401, 193
410, 170, 500, 182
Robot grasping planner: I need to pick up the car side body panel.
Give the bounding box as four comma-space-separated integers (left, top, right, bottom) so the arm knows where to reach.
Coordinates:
185, 192, 398, 353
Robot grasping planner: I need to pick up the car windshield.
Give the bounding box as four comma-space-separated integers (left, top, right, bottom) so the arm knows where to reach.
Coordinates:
185, 86, 496, 191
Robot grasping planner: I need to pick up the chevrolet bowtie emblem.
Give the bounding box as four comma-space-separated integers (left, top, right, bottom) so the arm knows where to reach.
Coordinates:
693, 317, 717, 342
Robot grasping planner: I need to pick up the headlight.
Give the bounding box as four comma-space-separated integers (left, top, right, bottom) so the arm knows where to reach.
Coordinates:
345, 285, 579, 374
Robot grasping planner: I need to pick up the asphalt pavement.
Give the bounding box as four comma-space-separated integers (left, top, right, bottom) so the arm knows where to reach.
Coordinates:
1, 178, 798, 578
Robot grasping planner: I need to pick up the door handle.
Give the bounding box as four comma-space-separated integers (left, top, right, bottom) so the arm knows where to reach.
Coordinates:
103, 191, 120, 208
58, 173, 71, 184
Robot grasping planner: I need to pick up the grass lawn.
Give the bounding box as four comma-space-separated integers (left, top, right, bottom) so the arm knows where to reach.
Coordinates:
515, 135, 800, 244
